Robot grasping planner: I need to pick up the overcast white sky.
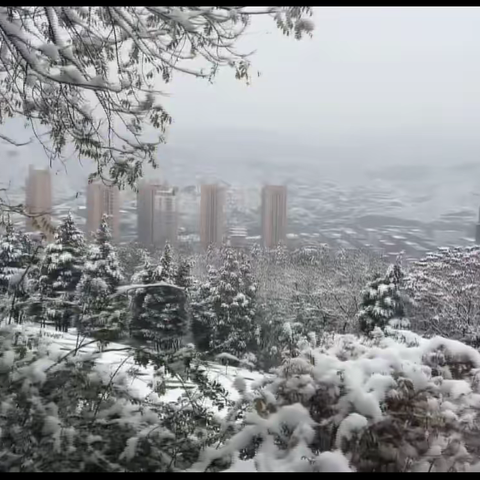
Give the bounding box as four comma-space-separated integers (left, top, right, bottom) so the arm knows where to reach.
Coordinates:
3, 6, 480, 190
164, 6, 480, 142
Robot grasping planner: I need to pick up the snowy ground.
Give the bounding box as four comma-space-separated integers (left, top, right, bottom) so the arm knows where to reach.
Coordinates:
17, 325, 265, 406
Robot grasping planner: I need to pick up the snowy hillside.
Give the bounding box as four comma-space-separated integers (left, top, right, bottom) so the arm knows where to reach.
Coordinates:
19, 324, 264, 406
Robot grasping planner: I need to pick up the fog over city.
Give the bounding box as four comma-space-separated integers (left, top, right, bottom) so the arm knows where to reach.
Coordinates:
5, 7, 480, 474
2, 7, 480, 258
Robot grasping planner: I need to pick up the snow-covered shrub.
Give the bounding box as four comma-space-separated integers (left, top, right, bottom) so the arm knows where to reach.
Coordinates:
200, 328, 480, 472
191, 248, 258, 361
129, 244, 189, 352
77, 215, 125, 342
37, 213, 86, 332
405, 246, 480, 346
0, 325, 229, 472
358, 263, 406, 335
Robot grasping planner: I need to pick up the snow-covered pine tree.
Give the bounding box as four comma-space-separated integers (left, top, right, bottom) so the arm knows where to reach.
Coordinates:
191, 265, 218, 353
129, 251, 154, 342
148, 243, 188, 350
0, 217, 29, 294
405, 246, 480, 345
201, 248, 259, 361
272, 241, 289, 266
129, 243, 187, 351
358, 263, 405, 335
38, 213, 86, 332
176, 258, 192, 289
77, 215, 125, 340
117, 242, 149, 280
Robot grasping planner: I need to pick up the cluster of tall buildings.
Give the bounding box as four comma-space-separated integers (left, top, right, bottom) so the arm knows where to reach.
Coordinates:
25, 167, 288, 249
137, 181, 179, 247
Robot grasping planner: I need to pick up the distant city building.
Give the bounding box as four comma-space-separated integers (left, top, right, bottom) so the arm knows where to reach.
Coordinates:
476, 207, 480, 245
86, 181, 120, 241
152, 187, 179, 248
200, 184, 225, 249
25, 166, 54, 241
261, 185, 287, 249
138, 181, 161, 247
138, 181, 178, 248
229, 226, 248, 249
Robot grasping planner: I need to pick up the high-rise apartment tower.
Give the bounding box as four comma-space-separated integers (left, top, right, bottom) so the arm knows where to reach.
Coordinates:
200, 184, 225, 249
476, 207, 480, 245
137, 181, 178, 248
152, 187, 178, 248
261, 185, 287, 249
25, 166, 53, 241
86, 181, 120, 241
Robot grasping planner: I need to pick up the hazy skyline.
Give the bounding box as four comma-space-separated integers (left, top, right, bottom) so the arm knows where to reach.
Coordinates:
2, 7, 480, 189
164, 7, 480, 140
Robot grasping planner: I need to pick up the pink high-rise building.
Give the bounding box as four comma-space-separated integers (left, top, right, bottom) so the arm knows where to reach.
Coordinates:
261, 185, 287, 249
200, 184, 225, 249
25, 166, 54, 241
86, 181, 120, 241
137, 181, 178, 248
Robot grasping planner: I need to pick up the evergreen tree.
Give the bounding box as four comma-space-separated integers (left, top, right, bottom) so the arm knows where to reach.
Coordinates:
272, 241, 289, 266
0, 218, 28, 294
130, 243, 188, 351
117, 242, 149, 280
191, 265, 218, 352
195, 248, 258, 361
176, 258, 192, 289
77, 215, 125, 340
358, 263, 405, 335
169, 258, 192, 347
39, 213, 86, 332
0, 218, 41, 324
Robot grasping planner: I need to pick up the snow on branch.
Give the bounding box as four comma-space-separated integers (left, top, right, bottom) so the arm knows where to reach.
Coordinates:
115, 281, 184, 297
0, 7, 313, 190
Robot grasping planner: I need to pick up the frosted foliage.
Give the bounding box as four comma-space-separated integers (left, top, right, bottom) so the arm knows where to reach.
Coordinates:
77, 216, 124, 339
191, 248, 258, 360
405, 246, 480, 346
358, 263, 406, 335
0, 220, 29, 293
189, 328, 480, 472
0, 325, 226, 472
129, 243, 188, 351
250, 247, 386, 358
0, 7, 313, 188
38, 213, 85, 331
242, 246, 388, 369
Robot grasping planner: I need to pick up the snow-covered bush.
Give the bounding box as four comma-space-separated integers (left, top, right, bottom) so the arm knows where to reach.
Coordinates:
191, 248, 259, 361
77, 215, 125, 341
199, 328, 480, 472
0, 325, 230, 472
0, 7, 313, 192
36, 213, 86, 332
0, 219, 41, 324
405, 246, 480, 346
129, 243, 188, 352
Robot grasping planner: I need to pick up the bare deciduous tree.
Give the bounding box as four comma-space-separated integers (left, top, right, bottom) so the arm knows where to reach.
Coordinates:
405, 246, 480, 345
